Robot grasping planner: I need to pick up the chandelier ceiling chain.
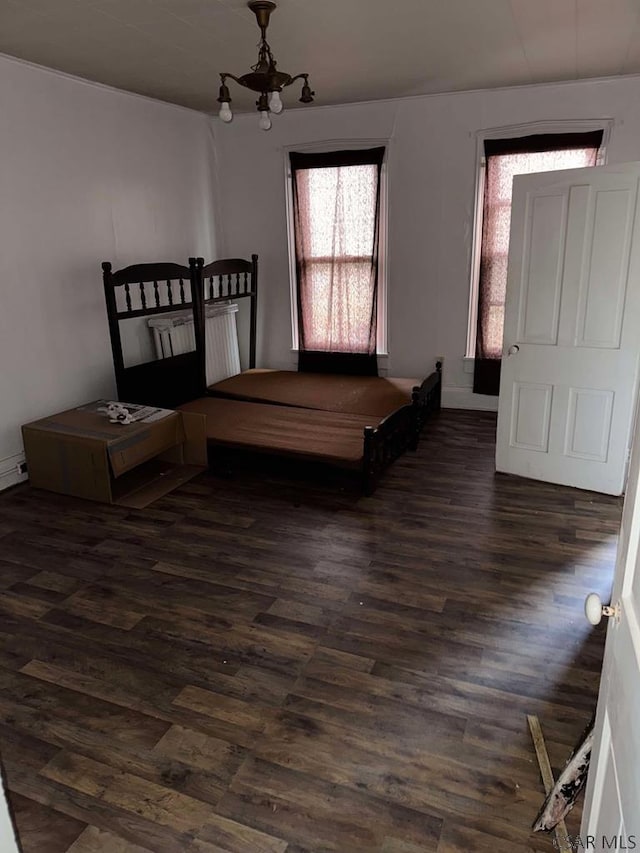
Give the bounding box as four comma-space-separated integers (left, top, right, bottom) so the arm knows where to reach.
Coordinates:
217, 0, 314, 131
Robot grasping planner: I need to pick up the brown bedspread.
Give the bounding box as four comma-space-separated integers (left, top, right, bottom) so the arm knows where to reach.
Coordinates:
178, 397, 379, 467
207, 369, 419, 417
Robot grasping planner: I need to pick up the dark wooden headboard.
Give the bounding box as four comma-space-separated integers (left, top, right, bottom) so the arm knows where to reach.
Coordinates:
103, 254, 259, 408
102, 259, 205, 408
197, 254, 258, 369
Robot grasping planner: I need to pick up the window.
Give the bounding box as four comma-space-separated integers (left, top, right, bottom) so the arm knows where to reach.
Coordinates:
468, 128, 604, 395
287, 146, 387, 372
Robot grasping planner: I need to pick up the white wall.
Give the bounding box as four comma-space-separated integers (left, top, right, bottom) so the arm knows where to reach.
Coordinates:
0, 55, 217, 490
0, 770, 18, 853
211, 74, 640, 409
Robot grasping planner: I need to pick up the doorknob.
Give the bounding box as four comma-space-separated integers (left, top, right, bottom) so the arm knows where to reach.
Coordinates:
585, 593, 620, 626
507, 344, 520, 356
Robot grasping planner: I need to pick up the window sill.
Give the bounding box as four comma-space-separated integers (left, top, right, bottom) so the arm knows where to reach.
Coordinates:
289, 349, 389, 360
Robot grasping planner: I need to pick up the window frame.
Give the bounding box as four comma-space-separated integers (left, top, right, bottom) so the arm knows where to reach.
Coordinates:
285, 139, 389, 356
465, 119, 612, 360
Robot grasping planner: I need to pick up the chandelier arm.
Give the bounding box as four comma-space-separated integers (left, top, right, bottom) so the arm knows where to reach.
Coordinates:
283, 73, 308, 87
220, 73, 243, 86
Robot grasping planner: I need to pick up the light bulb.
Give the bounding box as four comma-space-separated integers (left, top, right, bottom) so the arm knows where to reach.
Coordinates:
259, 110, 272, 131
219, 102, 233, 123
269, 90, 283, 114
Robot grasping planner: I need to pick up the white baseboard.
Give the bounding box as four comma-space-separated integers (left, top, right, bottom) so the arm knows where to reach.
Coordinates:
442, 385, 498, 412
0, 452, 28, 492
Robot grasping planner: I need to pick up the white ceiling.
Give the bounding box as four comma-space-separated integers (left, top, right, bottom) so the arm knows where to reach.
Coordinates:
2, 0, 640, 114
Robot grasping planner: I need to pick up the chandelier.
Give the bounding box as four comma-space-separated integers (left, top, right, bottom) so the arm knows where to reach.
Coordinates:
217, 0, 314, 131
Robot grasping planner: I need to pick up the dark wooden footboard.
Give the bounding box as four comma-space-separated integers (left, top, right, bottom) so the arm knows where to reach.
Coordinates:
362, 361, 442, 493
362, 404, 416, 494
409, 360, 442, 450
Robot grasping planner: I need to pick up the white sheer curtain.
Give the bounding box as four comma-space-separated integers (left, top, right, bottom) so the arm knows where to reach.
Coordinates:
290, 148, 384, 366
294, 164, 378, 353
474, 131, 602, 395
480, 147, 600, 359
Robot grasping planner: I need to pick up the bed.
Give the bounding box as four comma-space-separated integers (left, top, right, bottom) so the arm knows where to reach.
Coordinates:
102, 255, 441, 493
207, 368, 440, 441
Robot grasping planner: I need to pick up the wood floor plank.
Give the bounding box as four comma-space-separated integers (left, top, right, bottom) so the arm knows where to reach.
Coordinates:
41, 751, 217, 833
187, 812, 289, 853
66, 825, 154, 853
19, 658, 183, 717
0, 411, 619, 852
60, 587, 146, 630
8, 761, 195, 853
0, 668, 172, 748
220, 757, 443, 852
0, 589, 53, 619
310, 645, 375, 673
1, 695, 242, 807
173, 686, 271, 733
27, 569, 83, 594
435, 818, 551, 852
6, 792, 86, 853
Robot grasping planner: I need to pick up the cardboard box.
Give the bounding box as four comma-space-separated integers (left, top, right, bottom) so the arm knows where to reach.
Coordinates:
22, 401, 207, 508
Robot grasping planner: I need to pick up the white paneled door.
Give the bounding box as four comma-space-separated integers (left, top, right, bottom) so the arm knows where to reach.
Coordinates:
496, 163, 640, 495
581, 383, 640, 850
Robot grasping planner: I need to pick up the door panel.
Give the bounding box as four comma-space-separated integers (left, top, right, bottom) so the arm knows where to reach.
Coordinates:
582, 372, 640, 848
497, 163, 640, 495
564, 388, 614, 462
576, 188, 633, 349
510, 382, 552, 451
590, 721, 623, 842
519, 192, 567, 344
607, 617, 640, 825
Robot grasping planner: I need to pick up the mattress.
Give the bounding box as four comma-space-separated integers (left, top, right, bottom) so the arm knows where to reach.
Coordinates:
207, 369, 419, 418
178, 396, 379, 467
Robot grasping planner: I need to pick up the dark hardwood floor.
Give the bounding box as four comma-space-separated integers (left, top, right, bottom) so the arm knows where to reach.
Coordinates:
0, 410, 621, 852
